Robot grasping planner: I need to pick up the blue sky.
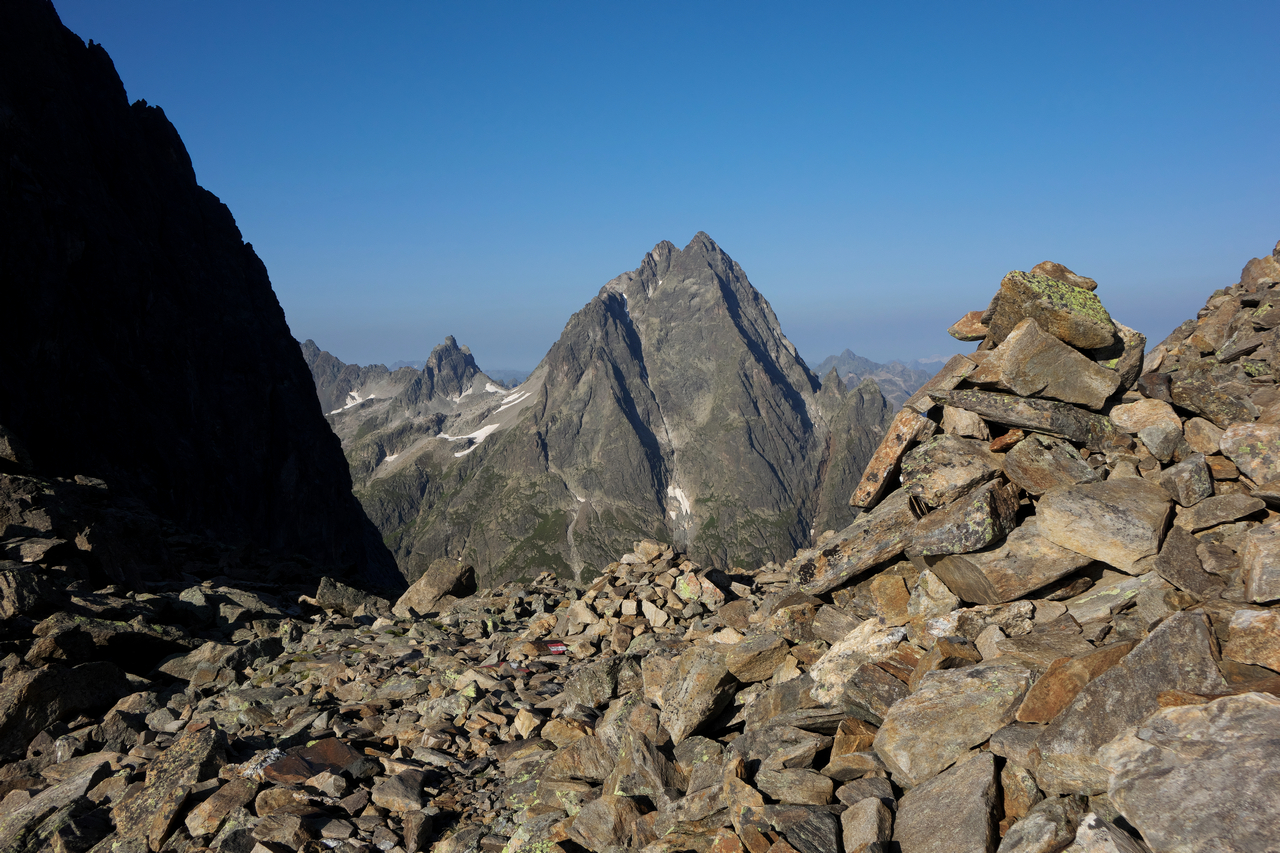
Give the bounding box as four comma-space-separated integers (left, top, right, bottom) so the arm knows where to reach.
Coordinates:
54, 2, 1280, 373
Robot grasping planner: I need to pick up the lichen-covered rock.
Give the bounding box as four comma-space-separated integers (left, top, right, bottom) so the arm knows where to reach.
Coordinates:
900, 435, 1003, 508
909, 479, 1019, 557
987, 270, 1116, 350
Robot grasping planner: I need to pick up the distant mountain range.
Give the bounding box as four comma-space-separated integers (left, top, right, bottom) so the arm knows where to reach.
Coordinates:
304, 234, 894, 586
813, 350, 940, 410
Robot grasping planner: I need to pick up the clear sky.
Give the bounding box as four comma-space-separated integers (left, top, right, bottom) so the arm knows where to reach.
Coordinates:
53, 1, 1280, 374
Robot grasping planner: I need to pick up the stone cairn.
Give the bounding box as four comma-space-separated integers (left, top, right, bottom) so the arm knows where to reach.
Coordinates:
3, 243, 1280, 853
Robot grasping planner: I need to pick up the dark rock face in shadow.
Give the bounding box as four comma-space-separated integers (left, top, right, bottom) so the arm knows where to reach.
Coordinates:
0, 0, 398, 587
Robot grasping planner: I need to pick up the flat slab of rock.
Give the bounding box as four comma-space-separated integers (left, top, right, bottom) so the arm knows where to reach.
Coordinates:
892, 752, 999, 853
1172, 492, 1264, 532
1099, 693, 1280, 853
923, 518, 1095, 605
1002, 433, 1099, 496
987, 270, 1116, 350
932, 390, 1120, 452
994, 632, 1097, 670
1037, 479, 1172, 574
900, 435, 1003, 508
910, 479, 1019, 557
1033, 612, 1226, 795
949, 310, 989, 341
725, 632, 789, 683
1151, 525, 1223, 599
970, 318, 1119, 409
850, 407, 936, 509
1063, 571, 1171, 624
1030, 260, 1097, 291
1015, 641, 1137, 724
791, 490, 920, 595
873, 664, 1030, 786
903, 354, 977, 415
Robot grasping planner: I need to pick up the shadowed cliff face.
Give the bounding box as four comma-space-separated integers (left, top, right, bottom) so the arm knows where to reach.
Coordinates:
0, 0, 398, 587
316, 234, 894, 586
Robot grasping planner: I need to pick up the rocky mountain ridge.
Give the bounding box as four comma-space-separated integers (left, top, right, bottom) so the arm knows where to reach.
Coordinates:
0, 0, 396, 588
4, 242, 1278, 853
310, 236, 894, 588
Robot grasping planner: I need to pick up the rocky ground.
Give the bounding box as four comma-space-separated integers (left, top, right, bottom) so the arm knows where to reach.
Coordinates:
4, 246, 1280, 853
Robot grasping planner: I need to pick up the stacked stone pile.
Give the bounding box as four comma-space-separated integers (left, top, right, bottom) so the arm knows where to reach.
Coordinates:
4, 243, 1280, 853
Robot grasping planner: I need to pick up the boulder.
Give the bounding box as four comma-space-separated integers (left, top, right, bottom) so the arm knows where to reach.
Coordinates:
809, 619, 908, 706
969, 318, 1119, 409
660, 646, 736, 745
1029, 261, 1097, 292
1037, 479, 1172, 574
1033, 613, 1226, 795
392, 558, 476, 617
932, 390, 1120, 452
892, 752, 999, 853
1099, 693, 1280, 853
1002, 433, 1099, 496
0, 662, 132, 762
850, 407, 937, 509
900, 435, 1004, 508
987, 270, 1116, 350
316, 575, 392, 618
996, 795, 1087, 853
1222, 608, 1280, 671
1240, 521, 1280, 603
791, 490, 920, 594
1172, 493, 1265, 533
873, 664, 1031, 786
909, 479, 1019, 557
1107, 398, 1180, 435
1154, 452, 1213, 507
922, 519, 1094, 605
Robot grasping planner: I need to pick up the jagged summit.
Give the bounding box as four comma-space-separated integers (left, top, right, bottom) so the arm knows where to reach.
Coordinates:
314, 234, 892, 585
